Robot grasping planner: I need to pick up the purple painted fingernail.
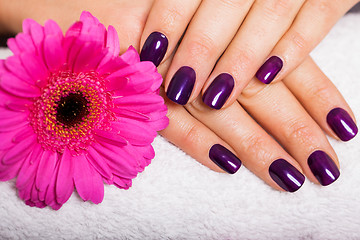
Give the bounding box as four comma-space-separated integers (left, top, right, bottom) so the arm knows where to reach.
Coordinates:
140, 32, 168, 67
269, 159, 305, 192
166, 66, 196, 105
209, 144, 242, 174
327, 108, 358, 141
308, 150, 340, 186
256, 56, 283, 84
202, 73, 234, 110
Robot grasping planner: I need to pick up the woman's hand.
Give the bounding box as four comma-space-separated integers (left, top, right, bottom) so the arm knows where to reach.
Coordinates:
0, 0, 357, 192
140, 0, 360, 109
159, 56, 357, 191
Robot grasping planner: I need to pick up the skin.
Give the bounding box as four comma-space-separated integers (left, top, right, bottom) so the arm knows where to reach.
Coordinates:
0, 0, 356, 191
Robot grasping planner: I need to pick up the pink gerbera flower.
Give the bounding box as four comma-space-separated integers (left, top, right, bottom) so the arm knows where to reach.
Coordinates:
0, 12, 168, 210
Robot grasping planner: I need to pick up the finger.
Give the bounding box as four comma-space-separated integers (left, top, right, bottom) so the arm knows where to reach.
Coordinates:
202, 0, 305, 109
256, 0, 359, 84
139, 0, 201, 67
283, 56, 358, 141
164, 0, 254, 106
239, 78, 340, 186
186, 96, 305, 192
159, 88, 242, 174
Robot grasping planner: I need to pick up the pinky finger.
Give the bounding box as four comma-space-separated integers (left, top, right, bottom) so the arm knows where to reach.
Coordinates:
159, 88, 242, 174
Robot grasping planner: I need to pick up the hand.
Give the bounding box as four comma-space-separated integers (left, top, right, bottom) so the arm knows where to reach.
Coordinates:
0, 1, 357, 192
139, 0, 360, 109
159, 56, 357, 191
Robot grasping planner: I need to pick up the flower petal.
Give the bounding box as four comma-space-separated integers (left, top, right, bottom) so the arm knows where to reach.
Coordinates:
2, 134, 36, 165
111, 120, 156, 146
112, 175, 132, 190
87, 146, 113, 180
106, 25, 120, 57
0, 111, 29, 132
92, 142, 139, 178
14, 33, 36, 53
43, 35, 65, 72
113, 94, 165, 113
119, 46, 139, 65
94, 129, 128, 146
35, 150, 58, 195
6, 38, 21, 55
19, 52, 49, 87
73, 154, 104, 204
0, 73, 40, 98
22, 18, 44, 51
55, 147, 74, 205
4, 55, 33, 85
44, 19, 63, 40
16, 144, 42, 190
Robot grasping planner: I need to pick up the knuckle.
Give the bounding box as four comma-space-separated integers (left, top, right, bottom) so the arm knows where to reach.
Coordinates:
186, 34, 218, 60
261, 0, 294, 22
226, 47, 258, 79
158, 4, 186, 34
289, 30, 311, 52
283, 120, 314, 145
181, 123, 202, 146
240, 80, 268, 100
216, 0, 245, 9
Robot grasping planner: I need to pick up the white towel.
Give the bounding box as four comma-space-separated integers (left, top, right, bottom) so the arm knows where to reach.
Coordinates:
0, 13, 359, 240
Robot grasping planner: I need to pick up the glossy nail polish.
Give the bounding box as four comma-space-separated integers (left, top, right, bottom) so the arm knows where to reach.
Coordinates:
202, 73, 234, 109
256, 56, 283, 84
166, 66, 196, 105
269, 159, 305, 192
308, 150, 340, 186
209, 144, 242, 174
140, 32, 168, 67
327, 108, 358, 141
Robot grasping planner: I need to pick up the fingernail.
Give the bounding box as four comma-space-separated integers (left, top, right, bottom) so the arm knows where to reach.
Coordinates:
202, 73, 234, 109
209, 144, 242, 174
308, 150, 340, 186
327, 108, 358, 141
256, 56, 283, 84
269, 159, 305, 192
166, 66, 196, 105
140, 32, 168, 67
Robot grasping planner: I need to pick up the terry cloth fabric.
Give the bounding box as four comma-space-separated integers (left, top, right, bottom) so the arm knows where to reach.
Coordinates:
0, 13, 359, 240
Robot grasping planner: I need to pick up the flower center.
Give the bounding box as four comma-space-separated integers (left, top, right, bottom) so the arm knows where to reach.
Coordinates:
56, 92, 89, 127
29, 71, 115, 154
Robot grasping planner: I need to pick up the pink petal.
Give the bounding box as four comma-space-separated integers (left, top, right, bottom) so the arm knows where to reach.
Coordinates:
87, 146, 113, 180
20, 52, 49, 87
106, 25, 120, 57
113, 108, 150, 121
4, 55, 33, 85
92, 142, 139, 178
65, 21, 83, 39
1, 134, 36, 165
119, 46, 140, 65
0, 72, 40, 98
43, 35, 65, 72
12, 126, 33, 143
14, 33, 36, 53
0, 156, 23, 181
73, 154, 104, 204
44, 19, 63, 40
94, 129, 128, 146
73, 42, 103, 73
22, 18, 44, 50
112, 175, 132, 190
0, 111, 29, 132
105, 76, 128, 94
0, 124, 31, 150
45, 162, 63, 210
110, 120, 156, 146
16, 144, 42, 190
56, 148, 74, 205
7, 38, 21, 55
113, 94, 165, 113
35, 150, 57, 194
80, 11, 100, 27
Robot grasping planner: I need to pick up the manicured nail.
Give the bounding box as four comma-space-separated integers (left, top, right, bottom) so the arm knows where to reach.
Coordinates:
269, 159, 305, 192
209, 144, 242, 174
308, 150, 340, 186
166, 66, 196, 105
202, 73, 234, 110
256, 56, 283, 84
327, 108, 358, 141
140, 32, 168, 67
